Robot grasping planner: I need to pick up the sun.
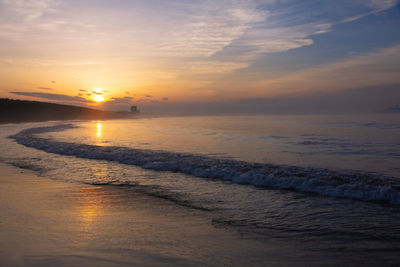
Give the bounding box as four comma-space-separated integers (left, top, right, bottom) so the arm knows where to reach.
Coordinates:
93, 95, 104, 102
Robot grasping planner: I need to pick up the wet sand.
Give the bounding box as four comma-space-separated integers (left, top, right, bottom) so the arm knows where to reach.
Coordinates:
0, 163, 294, 267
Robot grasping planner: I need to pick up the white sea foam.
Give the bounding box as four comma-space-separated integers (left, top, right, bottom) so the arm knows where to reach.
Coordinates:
9, 124, 400, 204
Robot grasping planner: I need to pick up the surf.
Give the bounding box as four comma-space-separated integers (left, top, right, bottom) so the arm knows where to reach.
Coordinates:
9, 124, 400, 205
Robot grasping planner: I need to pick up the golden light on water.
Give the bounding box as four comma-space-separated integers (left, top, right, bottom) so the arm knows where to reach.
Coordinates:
96, 122, 102, 138
75, 187, 105, 236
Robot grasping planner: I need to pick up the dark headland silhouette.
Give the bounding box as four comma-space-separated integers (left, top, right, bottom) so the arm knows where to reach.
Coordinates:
0, 98, 136, 124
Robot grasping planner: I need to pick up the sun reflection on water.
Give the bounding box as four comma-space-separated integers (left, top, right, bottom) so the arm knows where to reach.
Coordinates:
75, 186, 106, 238
96, 122, 102, 138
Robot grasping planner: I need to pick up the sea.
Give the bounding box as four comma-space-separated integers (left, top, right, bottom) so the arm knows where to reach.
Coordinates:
1, 114, 400, 265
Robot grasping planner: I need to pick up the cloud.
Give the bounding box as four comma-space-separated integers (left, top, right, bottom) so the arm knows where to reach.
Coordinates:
254, 44, 400, 96
38, 87, 52, 90
10, 92, 91, 103
341, 0, 399, 23
177, 61, 249, 76
109, 96, 134, 101
10, 91, 93, 103
144, 0, 399, 76
6, 0, 392, 65
136, 99, 160, 104
79, 89, 87, 92
92, 90, 103, 95
1, 0, 56, 21
1, 0, 399, 99
125, 91, 137, 96
162, 97, 169, 101
369, 0, 399, 10
100, 96, 135, 111
136, 84, 400, 115
152, 2, 268, 58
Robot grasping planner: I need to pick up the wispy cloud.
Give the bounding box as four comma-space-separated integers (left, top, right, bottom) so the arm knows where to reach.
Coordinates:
91, 90, 103, 95
341, 0, 399, 22
369, 0, 399, 11
10, 91, 93, 103
1, 0, 56, 21
215, 24, 324, 62
255, 44, 400, 95
100, 96, 135, 111
0, 0, 331, 75
1, 0, 399, 102
152, 1, 268, 58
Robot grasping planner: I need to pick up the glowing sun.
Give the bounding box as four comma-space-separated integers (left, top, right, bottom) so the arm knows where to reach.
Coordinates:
93, 95, 104, 102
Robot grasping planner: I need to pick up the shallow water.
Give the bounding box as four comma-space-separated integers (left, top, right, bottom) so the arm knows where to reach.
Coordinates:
39, 114, 400, 176
1, 114, 400, 265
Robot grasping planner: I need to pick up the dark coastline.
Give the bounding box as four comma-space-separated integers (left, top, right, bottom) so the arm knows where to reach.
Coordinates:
0, 98, 136, 124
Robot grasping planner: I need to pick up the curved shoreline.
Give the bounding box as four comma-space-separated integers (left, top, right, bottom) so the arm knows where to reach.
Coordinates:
10, 124, 400, 204
0, 163, 303, 267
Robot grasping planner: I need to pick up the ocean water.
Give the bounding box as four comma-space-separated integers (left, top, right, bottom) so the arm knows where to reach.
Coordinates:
1, 114, 400, 264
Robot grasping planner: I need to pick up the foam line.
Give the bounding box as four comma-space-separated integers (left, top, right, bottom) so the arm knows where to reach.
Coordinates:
10, 124, 400, 204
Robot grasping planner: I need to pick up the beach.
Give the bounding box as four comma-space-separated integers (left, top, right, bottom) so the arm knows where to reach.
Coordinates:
1, 0, 399, 265
0, 163, 290, 267
1, 116, 399, 266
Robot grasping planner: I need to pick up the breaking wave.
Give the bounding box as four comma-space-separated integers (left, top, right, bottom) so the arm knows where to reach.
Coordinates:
9, 124, 400, 204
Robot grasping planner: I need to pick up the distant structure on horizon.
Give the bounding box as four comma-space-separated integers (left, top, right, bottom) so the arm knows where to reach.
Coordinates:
130, 105, 140, 113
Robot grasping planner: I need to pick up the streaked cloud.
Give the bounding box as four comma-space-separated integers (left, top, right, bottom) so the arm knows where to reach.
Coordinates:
255, 44, 400, 96
0, 0, 399, 109
2, 0, 392, 73
369, 0, 399, 10
91, 90, 103, 95
136, 84, 400, 114
10, 91, 93, 103
1, 0, 56, 21
100, 96, 135, 111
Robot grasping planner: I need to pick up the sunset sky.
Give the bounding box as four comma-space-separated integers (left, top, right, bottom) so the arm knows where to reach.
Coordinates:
0, 0, 399, 113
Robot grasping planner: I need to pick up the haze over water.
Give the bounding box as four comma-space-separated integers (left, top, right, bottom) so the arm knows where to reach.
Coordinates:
45, 115, 400, 177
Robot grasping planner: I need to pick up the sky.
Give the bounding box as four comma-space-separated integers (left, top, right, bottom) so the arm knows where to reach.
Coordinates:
0, 0, 399, 114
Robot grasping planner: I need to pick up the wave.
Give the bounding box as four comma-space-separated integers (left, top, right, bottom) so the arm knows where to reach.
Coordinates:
9, 124, 400, 204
